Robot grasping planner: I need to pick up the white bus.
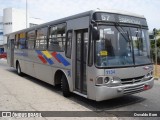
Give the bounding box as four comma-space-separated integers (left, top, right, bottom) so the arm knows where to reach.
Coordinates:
7, 10, 154, 101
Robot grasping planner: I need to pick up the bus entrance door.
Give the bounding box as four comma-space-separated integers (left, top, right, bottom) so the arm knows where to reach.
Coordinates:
75, 29, 88, 94
7, 39, 14, 67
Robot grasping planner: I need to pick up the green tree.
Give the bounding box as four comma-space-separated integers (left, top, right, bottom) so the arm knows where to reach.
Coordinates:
150, 29, 160, 64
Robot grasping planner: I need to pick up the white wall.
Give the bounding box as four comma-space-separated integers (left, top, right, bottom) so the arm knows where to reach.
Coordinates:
0, 16, 3, 22
3, 8, 12, 34
3, 8, 13, 43
12, 8, 27, 32
0, 16, 3, 45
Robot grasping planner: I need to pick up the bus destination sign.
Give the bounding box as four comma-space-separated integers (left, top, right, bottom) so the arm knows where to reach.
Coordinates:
93, 12, 147, 26
118, 16, 141, 25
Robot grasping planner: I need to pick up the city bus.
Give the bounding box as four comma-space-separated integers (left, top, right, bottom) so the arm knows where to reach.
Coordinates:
7, 10, 154, 101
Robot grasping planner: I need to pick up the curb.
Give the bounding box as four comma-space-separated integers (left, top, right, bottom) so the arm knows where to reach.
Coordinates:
154, 77, 160, 80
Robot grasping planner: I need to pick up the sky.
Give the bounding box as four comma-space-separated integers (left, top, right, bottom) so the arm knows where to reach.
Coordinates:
0, 0, 160, 31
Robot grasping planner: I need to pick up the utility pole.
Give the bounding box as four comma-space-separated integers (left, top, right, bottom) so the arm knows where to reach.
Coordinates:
153, 28, 157, 77
26, 0, 28, 28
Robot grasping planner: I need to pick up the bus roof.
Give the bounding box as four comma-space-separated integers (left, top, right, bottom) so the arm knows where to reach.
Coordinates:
93, 9, 145, 18
6, 9, 145, 36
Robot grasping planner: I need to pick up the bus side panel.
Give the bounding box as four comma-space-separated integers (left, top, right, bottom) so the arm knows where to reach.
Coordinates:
34, 63, 53, 84
33, 51, 72, 86
14, 49, 53, 84
22, 60, 36, 77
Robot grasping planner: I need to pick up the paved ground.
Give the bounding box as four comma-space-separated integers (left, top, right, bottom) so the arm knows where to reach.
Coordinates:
0, 59, 117, 120
0, 59, 160, 120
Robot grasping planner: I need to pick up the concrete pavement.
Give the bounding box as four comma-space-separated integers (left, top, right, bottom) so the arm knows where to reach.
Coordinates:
0, 59, 118, 120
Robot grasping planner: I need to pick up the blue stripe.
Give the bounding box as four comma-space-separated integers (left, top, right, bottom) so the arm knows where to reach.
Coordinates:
19, 38, 26, 44
43, 55, 54, 65
19, 38, 26, 41
36, 50, 42, 55
36, 50, 54, 65
56, 54, 70, 66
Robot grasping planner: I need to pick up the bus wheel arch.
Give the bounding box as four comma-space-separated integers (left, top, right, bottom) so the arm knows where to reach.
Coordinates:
54, 70, 63, 85
54, 70, 71, 97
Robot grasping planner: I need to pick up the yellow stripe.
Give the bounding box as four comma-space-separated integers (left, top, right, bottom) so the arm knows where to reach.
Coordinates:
42, 50, 52, 58
20, 33, 25, 38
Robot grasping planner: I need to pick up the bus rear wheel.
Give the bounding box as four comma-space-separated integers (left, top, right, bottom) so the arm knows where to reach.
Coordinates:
61, 75, 71, 97
16, 62, 23, 76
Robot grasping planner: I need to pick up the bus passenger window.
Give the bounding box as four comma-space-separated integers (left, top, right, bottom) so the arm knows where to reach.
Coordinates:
19, 33, 26, 49
15, 34, 19, 49
36, 27, 47, 50
48, 23, 66, 51
66, 30, 72, 58
27, 30, 36, 49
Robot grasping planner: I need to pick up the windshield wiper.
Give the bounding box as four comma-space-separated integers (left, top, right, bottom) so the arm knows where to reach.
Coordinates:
114, 22, 133, 55
114, 22, 130, 42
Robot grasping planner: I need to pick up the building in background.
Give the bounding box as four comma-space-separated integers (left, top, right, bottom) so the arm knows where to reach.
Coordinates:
0, 16, 4, 52
0, 8, 44, 52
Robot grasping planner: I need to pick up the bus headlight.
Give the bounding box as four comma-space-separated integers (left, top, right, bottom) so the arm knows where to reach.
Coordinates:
143, 71, 153, 81
96, 76, 121, 86
96, 76, 111, 85
96, 77, 103, 85
104, 77, 112, 84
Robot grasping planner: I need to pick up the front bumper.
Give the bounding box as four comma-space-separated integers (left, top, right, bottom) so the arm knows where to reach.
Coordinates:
95, 78, 154, 101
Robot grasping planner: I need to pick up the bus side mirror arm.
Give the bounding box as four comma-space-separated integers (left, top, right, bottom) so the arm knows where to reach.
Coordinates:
91, 24, 100, 40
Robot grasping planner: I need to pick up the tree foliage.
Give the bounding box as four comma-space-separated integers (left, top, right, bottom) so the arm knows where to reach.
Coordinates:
151, 38, 160, 49
150, 29, 160, 64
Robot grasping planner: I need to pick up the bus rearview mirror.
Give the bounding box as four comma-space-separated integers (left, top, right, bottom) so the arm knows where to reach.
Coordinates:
92, 27, 100, 40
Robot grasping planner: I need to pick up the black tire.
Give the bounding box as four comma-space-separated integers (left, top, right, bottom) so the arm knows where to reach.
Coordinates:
16, 62, 23, 76
61, 75, 71, 97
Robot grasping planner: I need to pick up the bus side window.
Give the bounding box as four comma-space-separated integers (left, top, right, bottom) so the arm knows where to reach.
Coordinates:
19, 33, 26, 49
36, 27, 47, 50
25, 33, 28, 49
65, 30, 72, 58
27, 30, 36, 49
15, 34, 19, 49
48, 23, 66, 51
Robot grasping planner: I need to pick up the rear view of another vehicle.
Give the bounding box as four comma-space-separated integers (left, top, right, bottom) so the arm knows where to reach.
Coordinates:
0, 52, 7, 59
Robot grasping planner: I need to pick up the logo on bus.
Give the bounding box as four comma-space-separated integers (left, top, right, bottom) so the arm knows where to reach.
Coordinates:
36, 50, 70, 66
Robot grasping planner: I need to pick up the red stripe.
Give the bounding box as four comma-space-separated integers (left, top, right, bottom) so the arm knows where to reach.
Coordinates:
38, 55, 47, 64
51, 52, 61, 63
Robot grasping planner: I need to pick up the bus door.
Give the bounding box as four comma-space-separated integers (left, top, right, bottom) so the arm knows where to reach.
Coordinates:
75, 29, 88, 94
7, 39, 14, 67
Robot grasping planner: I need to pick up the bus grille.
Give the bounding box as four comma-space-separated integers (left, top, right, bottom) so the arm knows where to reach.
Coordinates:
124, 84, 144, 95
121, 76, 144, 85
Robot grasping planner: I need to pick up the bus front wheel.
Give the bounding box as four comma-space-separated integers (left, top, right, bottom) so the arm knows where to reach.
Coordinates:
61, 75, 71, 97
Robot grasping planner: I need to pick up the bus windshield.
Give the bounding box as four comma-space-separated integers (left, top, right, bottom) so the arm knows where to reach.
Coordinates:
95, 25, 152, 67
